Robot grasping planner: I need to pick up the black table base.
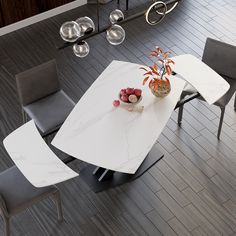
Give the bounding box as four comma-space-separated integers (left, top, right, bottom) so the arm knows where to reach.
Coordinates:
80, 145, 163, 192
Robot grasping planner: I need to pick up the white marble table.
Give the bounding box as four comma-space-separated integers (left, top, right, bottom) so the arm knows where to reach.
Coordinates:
3, 56, 229, 192
52, 60, 186, 176
172, 54, 230, 105
3, 120, 78, 187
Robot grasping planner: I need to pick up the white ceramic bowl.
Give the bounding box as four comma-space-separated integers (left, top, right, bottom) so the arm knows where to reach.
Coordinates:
119, 94, 142, 105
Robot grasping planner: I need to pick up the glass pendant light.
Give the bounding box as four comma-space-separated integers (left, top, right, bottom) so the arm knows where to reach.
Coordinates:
73, 41, 90, 57
109, 9, 124, 24
76, 17, 95, 36
106, 24, 125, 45
60, 21, 80, 42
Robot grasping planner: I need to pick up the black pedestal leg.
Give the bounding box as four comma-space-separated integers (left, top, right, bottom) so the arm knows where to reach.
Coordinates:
92, 167, 114, 182
79, 144, 164, 192
98, 169, 114, 182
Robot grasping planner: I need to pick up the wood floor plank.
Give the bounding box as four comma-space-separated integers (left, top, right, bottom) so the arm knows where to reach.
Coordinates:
129, 178, 174, 221
182, 187, 234, 235
199, 190, 236, 231
211, 174, 236, 205
157, 159, 188, 191
114, 192, 162, 236
171, 112, 200, 139
156, 189, 198, 231
117, 211, 147, 236
206, 158, 236, 190
191, 227, 208, 236
195, 135, 236, 177
184, 204, 222, 236
140, 172, 163, 193
167, 217, 191, 236
223, 200, 236, 219
121, 184, 154, 214
150, 166, 191, 207
156, 144, 203, 193
163, 128, 216, 178
200, 128, 236, 159
146, 210, 178, 236
172, 150, 229, 203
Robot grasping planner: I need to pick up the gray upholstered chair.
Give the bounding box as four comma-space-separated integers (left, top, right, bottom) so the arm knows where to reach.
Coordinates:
15, 60, 75, 137
0, 166, 62, 236
178, 38, 236, 139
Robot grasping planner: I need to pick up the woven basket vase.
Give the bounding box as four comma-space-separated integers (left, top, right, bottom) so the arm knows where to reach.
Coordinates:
149, 79, 171, 97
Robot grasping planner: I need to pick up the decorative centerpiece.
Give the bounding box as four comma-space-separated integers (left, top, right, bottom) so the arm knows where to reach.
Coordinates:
140, 47, 175, 97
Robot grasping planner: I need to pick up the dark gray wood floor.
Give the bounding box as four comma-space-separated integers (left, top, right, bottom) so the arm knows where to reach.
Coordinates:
0, 0, 236, 235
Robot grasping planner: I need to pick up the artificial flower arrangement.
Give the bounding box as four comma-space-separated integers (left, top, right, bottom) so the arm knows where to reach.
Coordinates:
140, 47, 175, 97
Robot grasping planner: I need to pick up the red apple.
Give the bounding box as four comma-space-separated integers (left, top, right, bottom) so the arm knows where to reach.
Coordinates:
126, 88, 134, 95
113, 100, 120, 107
121, 94, 129, 102
120, 89, 126, 96
134, 89, 142, 97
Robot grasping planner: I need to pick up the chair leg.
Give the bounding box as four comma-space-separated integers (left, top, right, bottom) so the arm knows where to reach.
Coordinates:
52, 190, 63, 222
22, 109, 27, 124
178, 104, 184, 126
234, 93, 236, 110
217, 107, 225, 140
3, 216, 10, 236
177, 94, 186, 126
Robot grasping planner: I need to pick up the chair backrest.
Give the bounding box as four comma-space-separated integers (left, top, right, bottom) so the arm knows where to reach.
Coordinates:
3, 120, 78, 188
15, 60, 60, 106
202, 38, 236, 80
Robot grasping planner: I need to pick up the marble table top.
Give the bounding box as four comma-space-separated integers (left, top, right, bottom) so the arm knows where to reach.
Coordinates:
172, 54, 230, 105
3, 120, 79, 187
52, 60, 186, 174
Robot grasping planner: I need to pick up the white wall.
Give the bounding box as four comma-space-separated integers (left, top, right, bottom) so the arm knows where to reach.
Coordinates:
0, 0, 87, 36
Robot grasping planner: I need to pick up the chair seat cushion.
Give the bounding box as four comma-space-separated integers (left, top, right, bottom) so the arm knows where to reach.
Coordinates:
181, 76, 236, 107
0, 166, 56, 215
24, 90, 75, 136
